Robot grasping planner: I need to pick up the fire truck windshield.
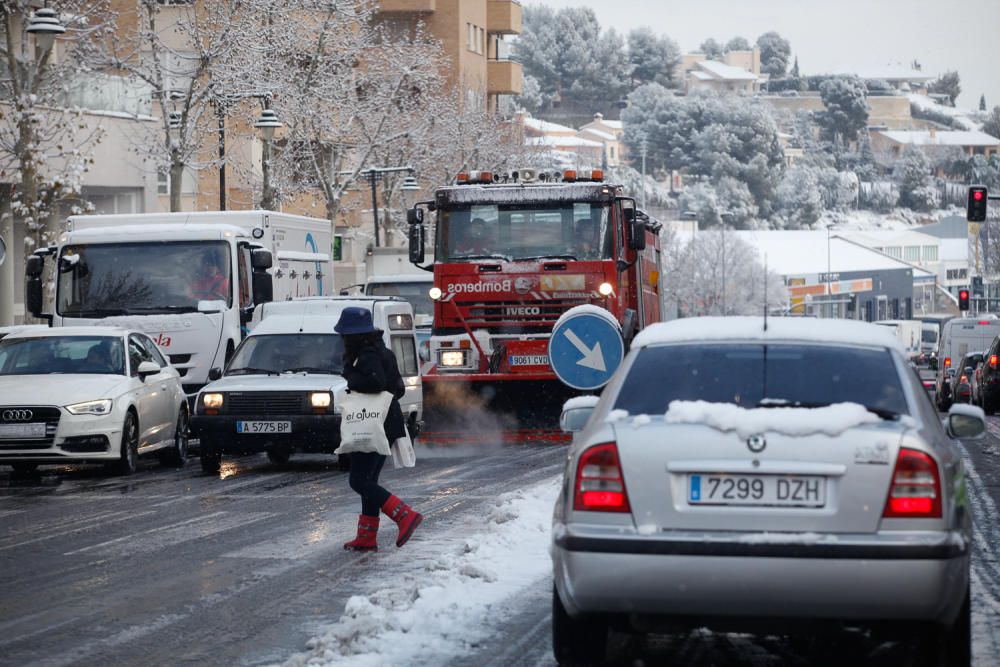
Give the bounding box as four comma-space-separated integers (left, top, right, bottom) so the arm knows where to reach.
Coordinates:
438, 202, 612, 262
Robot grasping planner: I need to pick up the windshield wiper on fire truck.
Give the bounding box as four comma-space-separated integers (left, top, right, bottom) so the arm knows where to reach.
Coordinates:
513, 254, 578, 262
455, 253, 512, 262
63, 308, 133, 317
128, 305, 200, 314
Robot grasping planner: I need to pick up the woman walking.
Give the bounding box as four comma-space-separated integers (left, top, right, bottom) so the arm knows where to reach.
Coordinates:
335, 307, 422, 552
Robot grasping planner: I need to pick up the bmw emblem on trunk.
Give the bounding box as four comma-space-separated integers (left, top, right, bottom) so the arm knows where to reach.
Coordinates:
747, 434, 766, 453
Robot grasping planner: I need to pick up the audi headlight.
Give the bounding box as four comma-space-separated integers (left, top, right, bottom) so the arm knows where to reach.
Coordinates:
66, 399, 113, 416
202, 393, 224, 409
439, 350, 470, 367
310, 392, 332, 408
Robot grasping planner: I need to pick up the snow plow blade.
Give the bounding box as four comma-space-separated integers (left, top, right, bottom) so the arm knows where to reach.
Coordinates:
419, 377, 577, 445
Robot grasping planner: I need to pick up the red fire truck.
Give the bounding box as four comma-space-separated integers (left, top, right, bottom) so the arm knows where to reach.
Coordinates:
406, 168, 663, 440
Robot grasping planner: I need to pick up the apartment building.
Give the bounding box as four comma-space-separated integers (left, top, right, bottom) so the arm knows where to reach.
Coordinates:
376, 0, 523, 112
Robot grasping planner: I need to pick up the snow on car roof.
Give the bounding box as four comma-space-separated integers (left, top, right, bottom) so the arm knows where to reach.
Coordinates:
632, 316, 905, 353
664, 400, 882, 439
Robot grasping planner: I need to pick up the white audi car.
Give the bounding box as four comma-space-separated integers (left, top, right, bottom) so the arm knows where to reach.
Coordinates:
0, 327, 189, 475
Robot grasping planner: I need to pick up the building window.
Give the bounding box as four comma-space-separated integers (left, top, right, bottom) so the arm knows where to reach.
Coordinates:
157, 169, 169, 195
904, 246, 920, 262
478, 27, 485, 54
922, 245, 938, 262
467, 23, 474, 51
885, 246, 902, 259
609, 146, 616, 159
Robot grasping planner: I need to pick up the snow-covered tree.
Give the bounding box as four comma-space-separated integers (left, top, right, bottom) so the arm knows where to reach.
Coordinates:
623, 86, 785, 216
107, 0, 247, 212
979, 94, 987, 112
756, 31, 791, 77
776, 165, 823, 228
984, 106, 1000, 140
627, 28, 680, 88
817, 76, 869, 147
894, 148, 937, 211
0, 1, 111, 251
663, 228, 786, 317
515, 6, 630, 114
725, 36, 751, 52
698, 38, 724, 60
928, 71, 961, 106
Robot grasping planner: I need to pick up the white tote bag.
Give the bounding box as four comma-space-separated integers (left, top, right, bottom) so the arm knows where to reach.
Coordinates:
391, 428, 417, 468
335, 391, 394, 456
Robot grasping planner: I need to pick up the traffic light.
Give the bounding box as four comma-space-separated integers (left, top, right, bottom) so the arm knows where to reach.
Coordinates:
968, 186, 988, 222
959, 288, 970, 311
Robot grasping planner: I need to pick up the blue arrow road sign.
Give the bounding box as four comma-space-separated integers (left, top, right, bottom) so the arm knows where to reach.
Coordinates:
549, 310, 624, 390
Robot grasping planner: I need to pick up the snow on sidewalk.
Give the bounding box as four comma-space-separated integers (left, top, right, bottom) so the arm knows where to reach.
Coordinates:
281, 477, 561, 667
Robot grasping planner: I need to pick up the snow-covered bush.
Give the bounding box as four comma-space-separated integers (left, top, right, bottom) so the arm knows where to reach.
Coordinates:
775, 165, 823, 228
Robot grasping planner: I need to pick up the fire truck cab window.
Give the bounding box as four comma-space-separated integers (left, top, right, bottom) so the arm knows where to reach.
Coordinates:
440, 203, 611, 262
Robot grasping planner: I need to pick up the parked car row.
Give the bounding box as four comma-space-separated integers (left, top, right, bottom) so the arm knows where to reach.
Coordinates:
0, 297, 423, 476
553, 317, 983, 666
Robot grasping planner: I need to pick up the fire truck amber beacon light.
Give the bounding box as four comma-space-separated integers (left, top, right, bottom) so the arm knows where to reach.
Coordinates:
429, 286, 443, 300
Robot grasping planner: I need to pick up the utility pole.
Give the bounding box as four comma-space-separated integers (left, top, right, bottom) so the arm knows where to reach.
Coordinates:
640, 135, 648, 212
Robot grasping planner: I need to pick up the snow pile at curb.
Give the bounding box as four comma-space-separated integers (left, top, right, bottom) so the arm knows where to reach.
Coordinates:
665, 400, 881, 439
282, 478, 560, 667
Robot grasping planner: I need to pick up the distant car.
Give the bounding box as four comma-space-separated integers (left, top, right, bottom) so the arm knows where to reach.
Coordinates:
194, 297, 423, 473
0, 327, 189, 474
551, 317, 980, 666
953, 352, 984, 404
975, 337, 1000, 414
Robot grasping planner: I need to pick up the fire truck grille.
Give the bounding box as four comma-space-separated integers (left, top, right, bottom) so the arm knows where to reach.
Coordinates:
457, 299, 589, 325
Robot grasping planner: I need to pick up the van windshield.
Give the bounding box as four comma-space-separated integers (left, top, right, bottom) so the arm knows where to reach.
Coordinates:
227, 334, 344, 375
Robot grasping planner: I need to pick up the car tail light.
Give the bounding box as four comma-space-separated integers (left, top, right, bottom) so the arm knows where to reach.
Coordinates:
573, 442, 630, 513
960, 374, 968, 383
945, 357, 951, 368
883, 448, 942, 518
991, 355, 997, 368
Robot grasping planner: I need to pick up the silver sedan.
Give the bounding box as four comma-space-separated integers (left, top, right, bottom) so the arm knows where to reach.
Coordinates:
551, 317, 984, 666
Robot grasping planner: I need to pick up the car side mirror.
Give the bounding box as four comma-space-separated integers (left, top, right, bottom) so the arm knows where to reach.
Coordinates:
252, 271, 273, 304
25, 255, 44, 278
946, 403, 986, 439
208, 367, 223, 381
629, 219, 647, 251
560, 396, 600, 433
137, 361, 160, 379
251, 248, 273, 270
408, 223, 425, 265
406, 207, 424, 225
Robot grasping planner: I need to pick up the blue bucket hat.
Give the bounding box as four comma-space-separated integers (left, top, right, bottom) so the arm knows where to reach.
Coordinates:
334, 307, 378, 335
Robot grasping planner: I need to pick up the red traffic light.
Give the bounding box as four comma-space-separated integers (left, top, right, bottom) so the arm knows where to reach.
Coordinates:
974, 190, 985, 201
960, 290, 969, 298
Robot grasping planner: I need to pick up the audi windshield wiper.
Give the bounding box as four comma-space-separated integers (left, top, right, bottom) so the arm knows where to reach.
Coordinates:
756, 399, 899, 421
226, 367, 280, 376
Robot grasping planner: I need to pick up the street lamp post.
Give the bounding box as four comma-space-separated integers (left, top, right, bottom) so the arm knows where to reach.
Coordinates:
2, 9, 66, 325
254, 109, 282, 211
362, 166, 418, 247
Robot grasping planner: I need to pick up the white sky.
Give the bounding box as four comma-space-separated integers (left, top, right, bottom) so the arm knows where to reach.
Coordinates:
529, 0, 1000, 109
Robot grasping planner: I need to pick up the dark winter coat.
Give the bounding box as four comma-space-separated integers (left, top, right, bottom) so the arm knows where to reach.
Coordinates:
342, 340, 407, 443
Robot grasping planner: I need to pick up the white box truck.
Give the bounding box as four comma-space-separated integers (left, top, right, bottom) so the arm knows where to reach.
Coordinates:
874, 319, 922, 360
25, 211, 333, 394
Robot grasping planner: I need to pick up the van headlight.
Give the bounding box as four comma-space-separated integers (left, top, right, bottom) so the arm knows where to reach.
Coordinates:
202, 393, 224, 409
310, 392, 332, 408
66, 399, 113, 415
439, 350, 470, 367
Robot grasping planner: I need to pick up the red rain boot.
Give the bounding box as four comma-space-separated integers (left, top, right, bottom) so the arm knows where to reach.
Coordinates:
381, 495, 423, 547
343, 514, 379, 552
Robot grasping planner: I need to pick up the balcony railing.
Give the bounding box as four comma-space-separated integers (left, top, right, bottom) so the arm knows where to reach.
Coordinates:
487, 59, 523, 95
487, 0, 522, 35
377, 0, 435, 12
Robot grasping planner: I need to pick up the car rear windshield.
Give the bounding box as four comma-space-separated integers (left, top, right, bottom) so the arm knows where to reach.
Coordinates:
614, 343, 908, 417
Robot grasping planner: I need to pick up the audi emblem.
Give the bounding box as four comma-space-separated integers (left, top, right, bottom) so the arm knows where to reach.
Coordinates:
2, 409, 33, 422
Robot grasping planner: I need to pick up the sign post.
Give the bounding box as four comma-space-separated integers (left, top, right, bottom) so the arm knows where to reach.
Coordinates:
549, 306, 624, 391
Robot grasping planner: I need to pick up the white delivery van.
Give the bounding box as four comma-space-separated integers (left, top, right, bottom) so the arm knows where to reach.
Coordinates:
875, 319, 922, 360
935, 315, 1000, 404
193, 296, 422, 472
25, 211, 332, 394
